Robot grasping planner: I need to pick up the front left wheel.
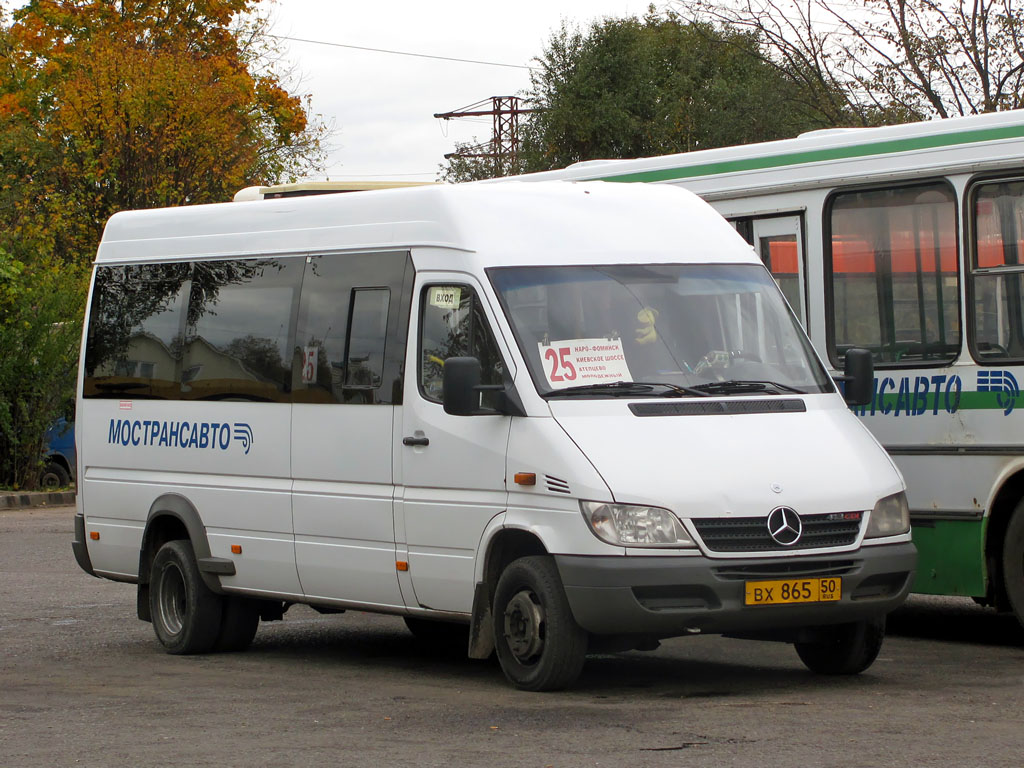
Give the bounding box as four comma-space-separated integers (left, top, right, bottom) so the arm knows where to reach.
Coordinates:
149, 539, 224, 654
492, 555, 587, 691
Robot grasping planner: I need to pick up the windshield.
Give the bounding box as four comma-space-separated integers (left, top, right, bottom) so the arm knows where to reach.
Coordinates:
489, 264, 833, 398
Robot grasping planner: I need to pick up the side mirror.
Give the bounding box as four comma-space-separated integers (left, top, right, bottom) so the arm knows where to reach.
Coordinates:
442, 356, 527, 417
443, 357, 482, 416
840, 347, 874, 407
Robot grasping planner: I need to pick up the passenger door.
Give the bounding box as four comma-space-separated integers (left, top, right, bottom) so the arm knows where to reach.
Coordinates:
291, 252, 412, 609
396, 275, 513, 614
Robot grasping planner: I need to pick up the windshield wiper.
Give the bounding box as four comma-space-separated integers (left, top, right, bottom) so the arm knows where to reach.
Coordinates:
546, 381, 710, 398
691, 379, 807, 395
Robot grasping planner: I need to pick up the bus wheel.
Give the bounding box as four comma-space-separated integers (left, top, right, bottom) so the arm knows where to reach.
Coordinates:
794, 616, 885, 675
1002, 503, 1024, 629
492, 556, 587, 691
215, 597, 260, 652
149, 540, 223, 654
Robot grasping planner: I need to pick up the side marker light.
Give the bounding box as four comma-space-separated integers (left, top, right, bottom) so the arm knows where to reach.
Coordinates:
514, 473, 537, 486
396, 561, 409, 572
89, 531, 100, 541
231, 545, 242, 555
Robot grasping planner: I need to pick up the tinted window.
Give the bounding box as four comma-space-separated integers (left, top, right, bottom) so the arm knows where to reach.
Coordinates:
182, 259, 301, 401
83, 263, 190, 399
293, 252, 410, 405
828, 183, 960, 366
970, 179, 1024, 360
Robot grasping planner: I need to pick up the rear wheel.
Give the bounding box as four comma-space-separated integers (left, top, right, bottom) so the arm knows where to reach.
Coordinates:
492, 555, 587, 691
149, 540, 223, 654
1002, 502, 1024, 630
794, 616, 885, 675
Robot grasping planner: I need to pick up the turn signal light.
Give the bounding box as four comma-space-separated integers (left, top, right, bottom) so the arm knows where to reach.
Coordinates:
514, 473, 537, 486
230, 545, 242, 555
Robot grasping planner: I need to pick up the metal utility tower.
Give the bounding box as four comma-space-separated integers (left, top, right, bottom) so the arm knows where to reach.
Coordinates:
434, 96, 538, 175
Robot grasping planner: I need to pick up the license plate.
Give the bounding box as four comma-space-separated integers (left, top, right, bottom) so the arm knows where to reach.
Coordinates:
744, 577, 842, 606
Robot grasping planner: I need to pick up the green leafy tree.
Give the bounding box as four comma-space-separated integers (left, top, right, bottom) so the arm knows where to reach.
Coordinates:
0, 251, 87, 489
440, 9, 837, 179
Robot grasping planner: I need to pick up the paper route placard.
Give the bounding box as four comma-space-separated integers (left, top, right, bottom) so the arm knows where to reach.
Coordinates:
538, 337, 633, 389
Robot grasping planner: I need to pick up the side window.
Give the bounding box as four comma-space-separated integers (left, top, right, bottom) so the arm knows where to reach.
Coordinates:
827, 183, 960, 366
182, 259, 301, 401
419, 284, 504, 404
293, 251, 410, 405
970, 179, 1024, 361
83, 262, 190, 399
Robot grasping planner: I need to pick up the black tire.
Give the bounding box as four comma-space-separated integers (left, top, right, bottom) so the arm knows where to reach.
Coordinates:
403, 616, 469, 650
492, 555, 587, 691
40, 460, 71, 489
149, 540, 223, 654
1002, 502, 1024, 630
794, 616, 886, 675
215, 597, 260, 652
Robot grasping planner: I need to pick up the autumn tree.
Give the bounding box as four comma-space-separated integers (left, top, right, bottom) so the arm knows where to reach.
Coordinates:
0, 0, 325, 264
683, 0, 1024, 124
0, 0, 324, 487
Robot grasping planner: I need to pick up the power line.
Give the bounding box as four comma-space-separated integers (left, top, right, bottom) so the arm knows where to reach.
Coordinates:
266, 34, 532, 70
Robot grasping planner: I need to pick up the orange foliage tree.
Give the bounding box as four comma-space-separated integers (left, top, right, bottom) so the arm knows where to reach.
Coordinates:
0, 0, 325, 263
0, 0, 324, 488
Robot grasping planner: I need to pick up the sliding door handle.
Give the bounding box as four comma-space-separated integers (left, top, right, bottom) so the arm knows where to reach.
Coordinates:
402, 436, 430, 447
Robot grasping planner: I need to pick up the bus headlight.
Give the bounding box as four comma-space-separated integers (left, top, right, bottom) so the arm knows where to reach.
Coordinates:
866, 492, 910, 538
580, 501, 695, 548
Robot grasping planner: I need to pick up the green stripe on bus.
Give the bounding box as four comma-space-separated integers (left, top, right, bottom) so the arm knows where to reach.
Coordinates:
597, 124, 1024, 184
911, 517, 987, 597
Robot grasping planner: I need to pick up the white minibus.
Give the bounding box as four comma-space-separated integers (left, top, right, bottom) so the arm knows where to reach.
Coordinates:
528, 109, 1024, 631
72, 181, 915, 690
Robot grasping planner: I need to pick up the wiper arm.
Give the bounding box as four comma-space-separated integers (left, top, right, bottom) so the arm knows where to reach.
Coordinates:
691, 379, 807, 395
546, 381, 710, 398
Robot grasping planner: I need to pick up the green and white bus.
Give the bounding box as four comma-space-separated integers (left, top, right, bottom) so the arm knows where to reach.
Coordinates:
524, 109, 1024, 628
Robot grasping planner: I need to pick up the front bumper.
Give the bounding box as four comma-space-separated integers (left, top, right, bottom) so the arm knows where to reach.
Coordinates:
555, 541, 916, 638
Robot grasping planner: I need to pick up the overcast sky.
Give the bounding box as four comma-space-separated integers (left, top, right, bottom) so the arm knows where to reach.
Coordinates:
261, 0, 663, 182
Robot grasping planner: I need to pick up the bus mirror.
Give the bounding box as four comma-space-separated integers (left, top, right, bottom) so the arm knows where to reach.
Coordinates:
443, 357, 525, 417
841, 348, 874, 407
443, 357, 483, 416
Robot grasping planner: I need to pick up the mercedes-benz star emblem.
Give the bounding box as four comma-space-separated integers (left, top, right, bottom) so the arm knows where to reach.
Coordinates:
767, 506, 802, 546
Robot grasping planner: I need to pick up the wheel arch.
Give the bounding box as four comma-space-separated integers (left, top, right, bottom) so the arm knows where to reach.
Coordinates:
139, 494, 221, 594
984, 469, 1024, 609
468, 525, 549, 659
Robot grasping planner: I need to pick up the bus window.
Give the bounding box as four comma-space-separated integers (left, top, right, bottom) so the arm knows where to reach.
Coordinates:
827, 183, 959, 366
83, 262, 191, 400
970, 179, 1024, 360
182, 259, 301, 402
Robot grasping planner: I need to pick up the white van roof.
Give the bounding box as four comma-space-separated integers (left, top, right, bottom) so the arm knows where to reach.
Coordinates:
95, 180, 754, 267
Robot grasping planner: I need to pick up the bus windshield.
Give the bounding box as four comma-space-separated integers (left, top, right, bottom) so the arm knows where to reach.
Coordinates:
490, 263, 833, 398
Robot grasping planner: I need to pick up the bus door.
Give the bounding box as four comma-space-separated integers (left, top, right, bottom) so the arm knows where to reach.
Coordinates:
750, 215, 807, 326
397, 276, 512, 615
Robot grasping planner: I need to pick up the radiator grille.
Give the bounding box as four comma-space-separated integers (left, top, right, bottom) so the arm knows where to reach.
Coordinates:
693, 512, 862, 553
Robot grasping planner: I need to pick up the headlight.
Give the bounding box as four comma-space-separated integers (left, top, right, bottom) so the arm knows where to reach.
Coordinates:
580, 501, 695, 548
866, 491, 910, 538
